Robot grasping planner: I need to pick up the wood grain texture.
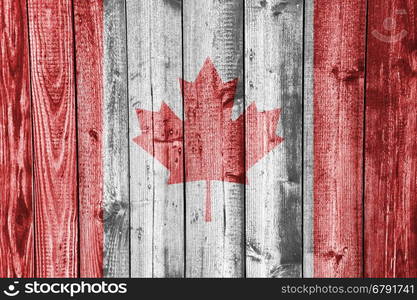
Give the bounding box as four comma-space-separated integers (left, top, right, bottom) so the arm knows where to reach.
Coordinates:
127, 0, 184, 278
365, 0, 417, 278
0, 0, 34, 278
27, 0, 78, 277
303, 0, 314, 278
183, 0, 245, 277
245, 0, 303, 278
313, 0, 366, 277
73, 0, 104, 278
103, 0, 130, 278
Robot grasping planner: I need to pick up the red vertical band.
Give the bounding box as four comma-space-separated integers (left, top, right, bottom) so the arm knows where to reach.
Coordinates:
28, 0, 78, 277
313, 0, 366, 277
0, 0, 34, 278
73, 0, 104, 278
365, 0, 417, 278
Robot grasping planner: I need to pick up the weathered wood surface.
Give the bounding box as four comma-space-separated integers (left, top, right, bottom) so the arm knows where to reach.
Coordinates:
2, 0, 417, 279
0, 0, 34, 278
303, 0, 314, 278
313, 0, 366, 277
103, 0, 130, 278
73, 0, 104, 278
27, 0, 78, 277
365, 0, 417, 278
183, 0, 244, 278
245, 0, 303, 278
127, 0, 184, 278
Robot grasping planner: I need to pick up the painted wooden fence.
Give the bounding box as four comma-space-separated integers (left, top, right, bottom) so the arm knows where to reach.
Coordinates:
0, 0, 416, 278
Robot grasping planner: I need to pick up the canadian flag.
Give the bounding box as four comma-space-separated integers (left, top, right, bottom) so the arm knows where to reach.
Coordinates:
0, 0, 415, 279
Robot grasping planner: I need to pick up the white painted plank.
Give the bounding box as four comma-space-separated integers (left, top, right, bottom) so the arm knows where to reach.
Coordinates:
303, 0, 314, 278
183, 0, 245, 278
245, 0, 303, 278
127, 0, 184, 277
103, 0, 130, 278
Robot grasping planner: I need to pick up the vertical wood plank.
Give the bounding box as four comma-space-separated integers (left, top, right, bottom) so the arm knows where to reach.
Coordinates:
127, 0, 184, 277
0, 0, 34, 278
245, 0, 303, 278
126, 0, 152, 279
365, 0, 417, 278
27, 0, 78, 277
303, 0, 314, 278
183, 0, 245, 277
313, 0, 366, 277
73, 0, 104, 278
103, 0, 130, 278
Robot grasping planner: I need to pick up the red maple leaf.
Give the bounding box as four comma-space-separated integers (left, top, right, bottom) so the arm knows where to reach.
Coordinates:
134, 58, 283, 222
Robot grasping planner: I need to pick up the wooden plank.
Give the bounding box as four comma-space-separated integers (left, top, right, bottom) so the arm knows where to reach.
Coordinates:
73, 0, 104, 278
313, 0, 366, 277
0, 0, 34, 278
127, 0, 184, 277
183, 0, 244, 278
303, 0, 314, 278
245, 0, 303, 278
103, 0, 130, 278
27, 0, 78, 277
365, 0, 417, 278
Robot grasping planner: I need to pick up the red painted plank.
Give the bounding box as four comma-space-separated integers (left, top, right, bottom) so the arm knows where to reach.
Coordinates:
365, 0, 417, 278
73, 0, 104, 278
27, 0, 78, 277
313, 0, 366, 277
0, 0, 34, 278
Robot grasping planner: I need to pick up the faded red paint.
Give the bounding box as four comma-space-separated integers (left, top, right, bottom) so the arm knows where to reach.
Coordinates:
134, 58, 283, 221
365, 0, 417, 278
28, 0, 78, 277
73, 0, 104, 278
0, 0, 34, 278
313, 0, 366, 277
